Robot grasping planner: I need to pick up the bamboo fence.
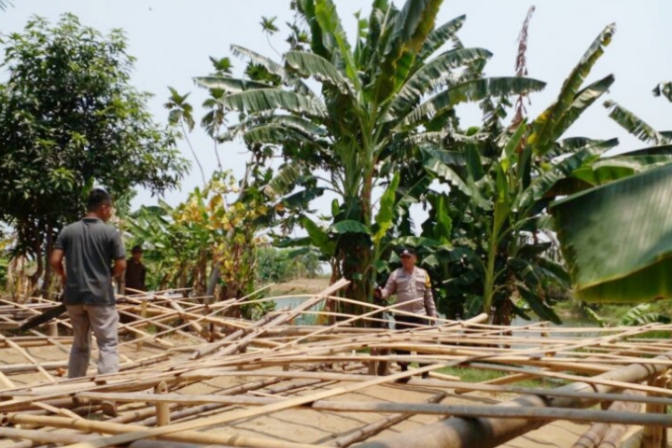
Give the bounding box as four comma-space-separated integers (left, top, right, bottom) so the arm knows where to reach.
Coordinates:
0, 280, 669, 448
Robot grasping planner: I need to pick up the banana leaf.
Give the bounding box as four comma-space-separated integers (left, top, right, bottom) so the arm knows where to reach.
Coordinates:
550, 162, 672, 303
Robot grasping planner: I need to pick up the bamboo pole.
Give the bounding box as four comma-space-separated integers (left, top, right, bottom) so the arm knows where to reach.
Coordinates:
2, 413, 322, 448
154, 381, 170, 426
56, 362, 447, 448
0, 333, 55, 383
129, 442, 234, 448
573, 391, 643, 448
0, 427, 93, 444
192, 279, 349, 359
309, 401, 672, 427
330, 392, 447, 447
619, 429, 644, 448
356, 349, 672, 448
642, 375, 669, 448
137, 379, 325, 427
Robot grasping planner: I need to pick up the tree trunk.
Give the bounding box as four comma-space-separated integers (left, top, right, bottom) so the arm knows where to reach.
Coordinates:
43, 225, 54, 296
30, 236, 43, 292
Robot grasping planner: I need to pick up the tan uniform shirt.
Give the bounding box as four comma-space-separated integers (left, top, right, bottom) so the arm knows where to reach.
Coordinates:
380, 267, 437, 317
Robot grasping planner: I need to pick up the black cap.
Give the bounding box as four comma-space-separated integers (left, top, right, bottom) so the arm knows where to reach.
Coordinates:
132, 245, 143, 253
400, 247, 416, 257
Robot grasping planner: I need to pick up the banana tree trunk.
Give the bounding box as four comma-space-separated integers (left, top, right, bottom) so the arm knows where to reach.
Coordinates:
483, 202, 508, 316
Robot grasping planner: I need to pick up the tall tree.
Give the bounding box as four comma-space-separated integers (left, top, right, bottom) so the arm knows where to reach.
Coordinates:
0, 14, 189, 288
196, 0, 545, 304
386, 19, 623, 322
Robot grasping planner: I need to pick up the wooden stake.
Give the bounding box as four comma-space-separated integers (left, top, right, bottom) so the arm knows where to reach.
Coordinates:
154, 381, 170, 426
642, 374, 669, 448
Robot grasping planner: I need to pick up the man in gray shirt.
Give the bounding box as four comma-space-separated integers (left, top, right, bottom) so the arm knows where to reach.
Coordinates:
50, 189, 126, 407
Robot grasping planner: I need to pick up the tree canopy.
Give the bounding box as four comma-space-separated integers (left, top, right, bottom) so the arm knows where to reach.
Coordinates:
0, 14, 189, 284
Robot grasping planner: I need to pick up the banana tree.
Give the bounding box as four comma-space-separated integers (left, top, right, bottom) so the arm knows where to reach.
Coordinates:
549, 82, 672, 304
550, 160, 672, 303
195, 0, 545, 303
420, 23, 654, 322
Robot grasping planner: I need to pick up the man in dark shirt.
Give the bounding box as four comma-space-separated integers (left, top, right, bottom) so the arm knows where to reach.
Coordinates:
125, 245, 147, 293
50, 189, 126, 390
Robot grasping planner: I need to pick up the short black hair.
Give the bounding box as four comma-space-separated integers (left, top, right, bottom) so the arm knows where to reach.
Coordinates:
87, 188, 112, 211
132, 245, 143, 253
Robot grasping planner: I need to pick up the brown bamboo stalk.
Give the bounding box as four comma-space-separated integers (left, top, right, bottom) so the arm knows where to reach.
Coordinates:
107, 376, 285, 425
330, 392, 447, 447
154, 381, 170, 426
58, 362, 445, 448
192, 279, 349, 360
356, 349, 672, 448
0, 427, 93, 444
642, 375, 669, 448
0, 333, 55, 383
138, 379, 325, 427
618, 429, 644, 448
2, 413, 321, 448
573, 392, 643, 448
312, 401, 672, 425
129, 442, 234, 448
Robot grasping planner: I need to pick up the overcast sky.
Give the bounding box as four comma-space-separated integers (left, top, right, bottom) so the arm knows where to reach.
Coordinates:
2, 1, 671, 227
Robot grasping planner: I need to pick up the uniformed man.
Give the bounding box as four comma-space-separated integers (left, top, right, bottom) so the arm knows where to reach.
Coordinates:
375, 247, 437, 378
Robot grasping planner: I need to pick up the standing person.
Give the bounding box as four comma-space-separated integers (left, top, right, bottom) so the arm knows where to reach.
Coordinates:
124, 245, 147, 293
49, 188, 126, 415
375, 248, 437, 380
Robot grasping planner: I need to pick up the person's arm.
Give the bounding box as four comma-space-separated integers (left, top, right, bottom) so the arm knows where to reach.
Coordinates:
49, 249, 66, 284
423, 274, 438, 318
141, 265, 147, 291
113, 258, 127, 280
51, 229, 68, 284
110, 230, 127, 282
379, 271, 397, 301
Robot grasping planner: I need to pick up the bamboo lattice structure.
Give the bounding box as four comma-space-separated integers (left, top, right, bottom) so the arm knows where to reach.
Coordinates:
0, 279, 670, 448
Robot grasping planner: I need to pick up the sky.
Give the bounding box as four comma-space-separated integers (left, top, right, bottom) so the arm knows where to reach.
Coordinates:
2, 0, 671, 228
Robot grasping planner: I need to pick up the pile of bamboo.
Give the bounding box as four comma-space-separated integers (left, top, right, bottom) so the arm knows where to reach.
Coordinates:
0, 279, 670, 448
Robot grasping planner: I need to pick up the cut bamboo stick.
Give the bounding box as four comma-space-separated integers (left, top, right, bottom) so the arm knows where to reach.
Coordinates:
330, 392, 447, 447
155, 381, 170, 426
2, 413, 322, 448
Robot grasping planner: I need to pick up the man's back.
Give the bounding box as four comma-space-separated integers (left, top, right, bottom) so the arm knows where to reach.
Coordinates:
55, 218, 125, 306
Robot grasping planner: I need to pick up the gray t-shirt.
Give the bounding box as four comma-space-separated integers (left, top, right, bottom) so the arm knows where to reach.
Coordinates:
54, 218, 125, 306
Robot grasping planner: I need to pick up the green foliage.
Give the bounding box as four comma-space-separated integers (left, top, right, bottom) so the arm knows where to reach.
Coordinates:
0, 14, 188, 285
653, 82, 672, 102
410, 21, 665, 323
197, 0, 544, 305
548, 78, 672, 306
619, 303, 670, 326
551, 162, 672, 303
256, 247, 323, 284
580, 302, 671, 327
0, 256, 7, 288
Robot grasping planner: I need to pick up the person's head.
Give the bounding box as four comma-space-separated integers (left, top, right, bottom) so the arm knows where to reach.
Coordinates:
87, 188, 113, 221
131, 245, 143, 262
399, 248, 417, 271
